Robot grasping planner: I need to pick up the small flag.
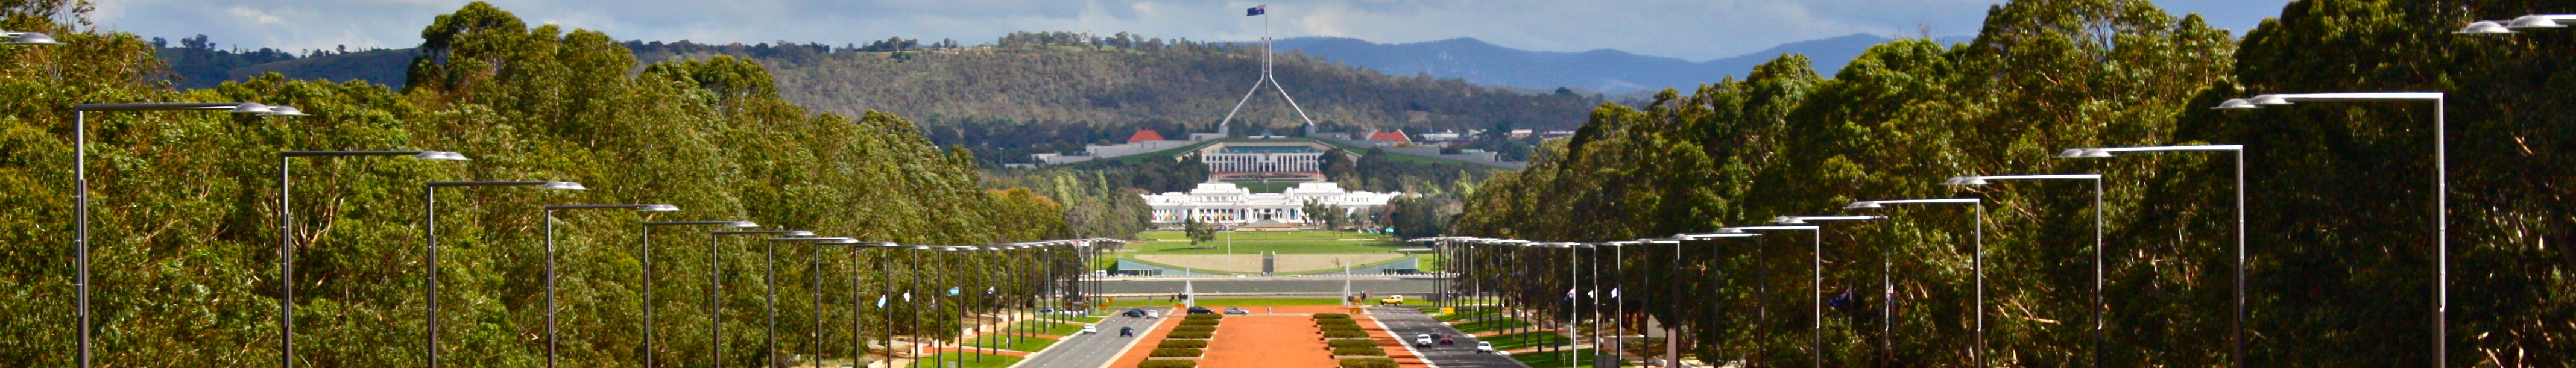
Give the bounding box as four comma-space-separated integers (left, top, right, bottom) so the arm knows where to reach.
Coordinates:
1246, 5, 1266, 16
986, 287, 997, 295
1610, 288, 1621, 299
903, 292, 912, 302
948, 287, 962, 296
1586, 288, 1596, 298
877, 295, 889, 308
1565, 288, 1576, 300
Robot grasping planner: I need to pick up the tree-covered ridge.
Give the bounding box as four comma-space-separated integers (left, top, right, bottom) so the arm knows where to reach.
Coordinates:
1454, 0, 2568, 367
1, 2, 1073, 367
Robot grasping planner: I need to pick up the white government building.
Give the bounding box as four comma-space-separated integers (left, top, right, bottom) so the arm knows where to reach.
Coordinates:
1196, 143, 1328, 172
1144, 182, 1398, 225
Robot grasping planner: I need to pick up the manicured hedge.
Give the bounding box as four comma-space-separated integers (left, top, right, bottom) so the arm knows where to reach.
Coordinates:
1322, 330, 1368, 338
1180, 319, 1220, 326
1319, 325, 1364, 332
1317, 319, 1358, 325
1184, 314, 1224, 320
1167, 331, 1214, 339
1172, 325, 1217, 332
1150, 348, 1205, 357
1314, 313, 1351, 319
1138, 360, 1197, 368
1327, 339, 1380, 348
1158, 340, 1208, 349
1340, 358, 1399, 368
1332, 346, 1388, 356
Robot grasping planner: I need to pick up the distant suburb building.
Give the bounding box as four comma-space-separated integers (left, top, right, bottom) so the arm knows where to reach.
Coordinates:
1144, 182, 1398, 225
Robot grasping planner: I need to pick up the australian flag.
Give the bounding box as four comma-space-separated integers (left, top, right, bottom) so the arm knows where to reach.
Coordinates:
1246, 5, 1267, 16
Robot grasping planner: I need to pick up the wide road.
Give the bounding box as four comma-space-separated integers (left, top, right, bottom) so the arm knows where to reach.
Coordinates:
1016, 307, 1171, 368
1096, 278, 1443, 295
1369, 306, 1524, 368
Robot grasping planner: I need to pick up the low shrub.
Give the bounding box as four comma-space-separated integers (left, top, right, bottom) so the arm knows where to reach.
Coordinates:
1158, 340, 1208, 349
1138, 360, 1197, 368
1314, 313, 1351, 319
1172, 325, 1217, 332
1167, 331, 1214, 339
1319, 325, 1364, 332
1332, 346, 1387, 356
1184, 314, 1224, 320
1322, 330, 1368, 338
1150, 348, 1204, 357
1317, 319, 1358, 325
1327, 339, 1379, 348
1180, 319, 1220, 326
1340, 358, 1399, 368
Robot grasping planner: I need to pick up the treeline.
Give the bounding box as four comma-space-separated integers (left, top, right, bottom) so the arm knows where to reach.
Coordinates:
2, 2, 1076, 367
1453, 1, 2568, 367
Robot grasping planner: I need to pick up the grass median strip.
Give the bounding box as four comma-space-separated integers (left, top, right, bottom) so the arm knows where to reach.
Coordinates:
906, 352, 1023, 368
1013, 320, 1083, 335
1510, 348, 1633, 368
963, 334, 1056, 352
1480, 331, 1572, 351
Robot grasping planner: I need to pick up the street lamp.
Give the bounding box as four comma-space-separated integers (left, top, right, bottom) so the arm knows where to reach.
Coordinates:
540, 204, 682, 368
1673, 232, 1760, 367
276, 151, 467, 368
709, 229, 814, 367
1723, 214, 1886, 368
68, 101, 305, 368
1946, 173, 2106, 368
422, 181, 584, 368
2457, 14, 2576, 34
1770, 215, 1892, 366
765, 237, 857, 368
2059, 143, 2246, 368
815, 239, 872, 368
636, 220, 760, 368
2215, 92, 2448, 368
1844, 198, 1984, 367
2, 30, 62, 45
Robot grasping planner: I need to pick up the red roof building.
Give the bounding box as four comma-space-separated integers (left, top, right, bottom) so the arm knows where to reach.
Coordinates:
1126, 129, 1168, 143
1365, 129, 1411, 143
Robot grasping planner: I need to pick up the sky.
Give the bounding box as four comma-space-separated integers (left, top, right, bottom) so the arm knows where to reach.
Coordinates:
90, 0, 2297, 61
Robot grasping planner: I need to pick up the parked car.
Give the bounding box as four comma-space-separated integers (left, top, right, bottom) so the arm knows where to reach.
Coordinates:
1187, 306, 1215, 314
1474, 341, 1495, 354
1223, 307, 1249, 315
1080, 325, 1097, 334
1413, 334, 1433, 347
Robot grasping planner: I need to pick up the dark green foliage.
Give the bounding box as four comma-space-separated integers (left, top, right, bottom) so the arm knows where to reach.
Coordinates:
1170, 325, 1216, 333
1313, 313, 1351, 319
1157, 340, 1208, 349
1165, 331, 1214, 340
1179, 319, 1219, 326
1136, 360, 1197, 368
1332, 346, 1388, 356
1327, 338, 1380, 348
1339, 358, 1399, 368
1182, 313, 1224, 320
1148, 348, 1204, 357
1322, 330, 1369, 338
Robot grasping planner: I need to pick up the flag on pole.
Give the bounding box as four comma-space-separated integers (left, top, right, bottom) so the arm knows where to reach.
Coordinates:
1246, 5, 1266, 16
877, 295, 889, 308
1565, 288, 1576, 300
948, 287, 962, 295
902, 292, 912, 302
1587, 288, 1596, 298
1610, 288, 1621, 299
986, 286, 997, 295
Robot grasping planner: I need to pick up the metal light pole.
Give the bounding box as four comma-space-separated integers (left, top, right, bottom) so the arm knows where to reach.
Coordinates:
1769, 216, 1894, 367
423, 181, 585, 368
1723, 214, 1888, 368
71, 101, 301, 368
1846, 198, 1984, 367
543, 204, 684, 368
710, 229, 815, 368
766, 237, 856, 368
2059, 144, 2244, 368
2458, 14, 2576, 34
1946, 173, 2105, 368
818, 240, 870, 368
1674, 232, 1762, 367
2217, 92, 2445, 368
277, 151, 466, 368
639, 220, 760, 368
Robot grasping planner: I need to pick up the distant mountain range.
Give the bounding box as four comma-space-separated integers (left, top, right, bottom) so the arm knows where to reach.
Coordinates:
1271, 33, 1899, 94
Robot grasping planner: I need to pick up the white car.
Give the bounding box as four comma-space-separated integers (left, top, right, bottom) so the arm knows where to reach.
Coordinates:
1413, 334, 1433, 347
1145, 310, 1161, 319
1474, 341, 1495, 354
1080, 325, 1097, 334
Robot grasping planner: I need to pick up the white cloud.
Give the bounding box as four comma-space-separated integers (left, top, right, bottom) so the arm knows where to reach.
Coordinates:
89, 0, 2293, 60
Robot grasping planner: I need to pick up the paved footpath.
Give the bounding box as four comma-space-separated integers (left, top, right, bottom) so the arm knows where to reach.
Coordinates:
1369, 307, 1527, 368
1015, 307, 1173, 368
1199, 314, 1339, 368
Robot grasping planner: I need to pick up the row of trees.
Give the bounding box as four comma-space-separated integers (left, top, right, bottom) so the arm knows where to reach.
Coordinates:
1451, 1, 2569, 367
0, 2, 1087, 367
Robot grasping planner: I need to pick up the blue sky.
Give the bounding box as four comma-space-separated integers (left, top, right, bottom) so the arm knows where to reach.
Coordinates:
92, 0, 2297, 61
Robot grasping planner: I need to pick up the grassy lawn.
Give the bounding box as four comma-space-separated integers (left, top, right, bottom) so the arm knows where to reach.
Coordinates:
1141, 231, 1387, 242
1511, 348, 1632, 368
1433, 308, 1500, 322
905, 352, 1023, 368
1102, 298, 1380, 307
962, 334, 1058, 352
1014, 320, 1084, 335
1451, 318, 1533, 334
1480, 331, 1573, 351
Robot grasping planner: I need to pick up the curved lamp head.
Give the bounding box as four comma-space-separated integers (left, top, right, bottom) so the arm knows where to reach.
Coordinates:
2459, 20, 2516, 34
2249, 95, 2292, 106
640, 204, 681, 211
261, 106, 309, 117
2212, 99, 2260, 110
2056, 148, 2114, 158
540, 181, 589, 190
1844, 201, 1885, 210
786, 230, 816, 237
2510, 16, 2565, 30
229, 102, 276, 114
412, 151, 472, 161
10, 32, 62, 45
1943, 176, 1990, 186
728, 221, 760, 228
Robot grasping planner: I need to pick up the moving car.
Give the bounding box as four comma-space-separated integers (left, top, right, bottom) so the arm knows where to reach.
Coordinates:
1187, 306, 1216, 314
1146, 310, 1162, 319
1119, 326, 1135, 337
1223, 307, 1249, 315
1080, 325, 1097, 334
1413, 334, 1433, 347
1474, 341, 1495, 354
1440, 337, 1455, 345
1122, 309, 1146, 318
1378, 295, 1407, 306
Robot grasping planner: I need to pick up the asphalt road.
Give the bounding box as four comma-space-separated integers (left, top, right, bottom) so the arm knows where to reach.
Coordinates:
1369, 306, 1524, 368
1097, 278, 1442, 295
1015, 307, 1171, 368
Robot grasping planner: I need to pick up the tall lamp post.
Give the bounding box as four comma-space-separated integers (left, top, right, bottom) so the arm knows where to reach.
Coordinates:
423, 181, 586, 368
1673, 232, 1761, 367
1722, 215, 1887, 368
1945, 173, 2104, 368
2058, 144, 2244, 368
637, 220, 760, 368
542, 204, 684, 368
71, 101, 303, 368
766, 237, 857, 368
276, 151, 467, 368
1769, 216, 1894, 367
709, 229, 815, 367
1845, 198, 1984, 367
2215, 92, 2445, 368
